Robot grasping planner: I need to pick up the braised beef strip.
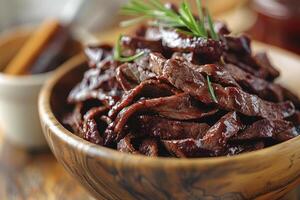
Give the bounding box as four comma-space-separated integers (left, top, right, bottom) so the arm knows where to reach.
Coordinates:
63, 3, 300, 157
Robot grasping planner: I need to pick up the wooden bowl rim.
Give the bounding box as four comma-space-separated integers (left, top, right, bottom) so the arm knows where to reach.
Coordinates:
39, 50, 300, 167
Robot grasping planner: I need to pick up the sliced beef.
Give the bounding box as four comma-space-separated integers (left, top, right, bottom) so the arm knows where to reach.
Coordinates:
104, 93, 217, 144
148, 53, 295, 119
224, 35, 251, 55
64, 19, 300, 158
162, 139, 210, 158
109, 79, 178, 119
63, 103, 84, 134
225, 64, 284, 102
139, 138, 159, 156
68, 65, 124, 107
82, 118, 103, 145
214, 21, 230, 35
226, 141, 265, 156
224, 36, 279, 81
117, 134, 138, 154
280, 86, 300, 109
120, 35, 164, 55
83, 106, 108, 121
254, 52, 280, 80
136, 115, 210, 140
116, 62, 156, 91
172, 53, 239, 87
233, 119, 300, 142
201, 112, 242, 154
159, 27, 224, 62
84, 44, 113, 67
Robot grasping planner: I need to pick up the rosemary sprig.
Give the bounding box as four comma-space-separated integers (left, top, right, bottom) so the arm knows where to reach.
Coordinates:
121, 0, 219, 40
206, 10, 219, 40
206, 75, 218, 103
113, 35, 145, 62
196, 0, 207, 37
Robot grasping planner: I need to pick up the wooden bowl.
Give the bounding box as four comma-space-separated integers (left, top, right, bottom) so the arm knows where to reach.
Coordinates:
39, 44, 300, 200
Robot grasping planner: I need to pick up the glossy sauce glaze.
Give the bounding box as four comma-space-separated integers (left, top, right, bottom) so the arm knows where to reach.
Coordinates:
63, 4, 300, 158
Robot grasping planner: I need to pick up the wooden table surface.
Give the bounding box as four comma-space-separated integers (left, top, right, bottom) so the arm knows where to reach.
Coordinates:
0, 131, 94, 200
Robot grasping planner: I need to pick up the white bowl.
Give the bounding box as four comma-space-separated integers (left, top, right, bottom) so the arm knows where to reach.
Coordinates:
0, 27, 53, 148
0, 73, 52, 148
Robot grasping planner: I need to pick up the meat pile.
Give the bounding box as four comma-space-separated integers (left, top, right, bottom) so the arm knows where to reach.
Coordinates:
63, 23, 300, 158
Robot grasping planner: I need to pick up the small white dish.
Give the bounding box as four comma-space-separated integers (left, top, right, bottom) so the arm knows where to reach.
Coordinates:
0, 25, 90, 149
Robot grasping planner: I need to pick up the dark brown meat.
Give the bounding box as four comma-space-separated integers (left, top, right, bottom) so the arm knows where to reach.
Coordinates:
254, 52, 280, 80
224, 36, 279, 81
225, 64, 284, 101
280, 86, 300, 109
201, 112, 242, 154
149, 53, 295, 119
84, 44, 113, 67
226, 141, 265, 156
64, 17, 300, 158
139, 138, 159, 156
116, 62, 156, 91
162, 139, 210, 158
214, 21, 230, 35
224, 35, 251, 55
68, 65, 123, 107
136, 115, 210, 140
82, 119, 103, 145
63, 103, 83, 134
233, 119, 300, 142
109, 79, 178, 119
159, 112, 242, 157
160, 27, 224, 62
288, 111, 300, 125
104, 93, 218, 144
172, 53, 239, 87
117, 134, 138, 154
83, 106, 108, 121
121, 35, 164, 55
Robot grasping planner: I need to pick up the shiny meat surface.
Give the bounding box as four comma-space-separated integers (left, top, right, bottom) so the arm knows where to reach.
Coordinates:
63, 21, 300, 158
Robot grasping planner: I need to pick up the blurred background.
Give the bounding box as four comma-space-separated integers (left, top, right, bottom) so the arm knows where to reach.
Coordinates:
0, 0, 299, 54
0, 0, 299, 199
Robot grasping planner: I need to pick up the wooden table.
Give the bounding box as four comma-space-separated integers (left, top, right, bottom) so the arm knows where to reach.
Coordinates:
0, 131, 94, 200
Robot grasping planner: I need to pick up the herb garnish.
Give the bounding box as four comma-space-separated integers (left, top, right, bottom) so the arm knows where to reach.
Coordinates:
121, 0, 219, 40
113, 35, 145, 62
207, 75, 218, 103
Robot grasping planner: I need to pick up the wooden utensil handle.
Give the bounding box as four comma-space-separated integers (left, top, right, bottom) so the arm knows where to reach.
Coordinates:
3, 19, 60, 75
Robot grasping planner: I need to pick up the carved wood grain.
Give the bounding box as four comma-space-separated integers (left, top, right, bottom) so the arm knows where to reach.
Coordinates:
38, 33, 300, 200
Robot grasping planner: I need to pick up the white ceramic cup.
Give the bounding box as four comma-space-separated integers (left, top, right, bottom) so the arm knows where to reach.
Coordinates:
0, 27, 53, 148
0, 24, 95, 149
0, 73, 51, 148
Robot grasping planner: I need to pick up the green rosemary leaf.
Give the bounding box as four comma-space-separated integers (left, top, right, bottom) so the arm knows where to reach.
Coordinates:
207, 75, 218, 103
117, 51, 145, 62
206, 10, 219, 40
149, 0, 165, 10
113, 35, 145, 62
196, 0, 207, 37
120, 16, 147, 27
113, 35, 122, 60
121, 0, 219, 40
